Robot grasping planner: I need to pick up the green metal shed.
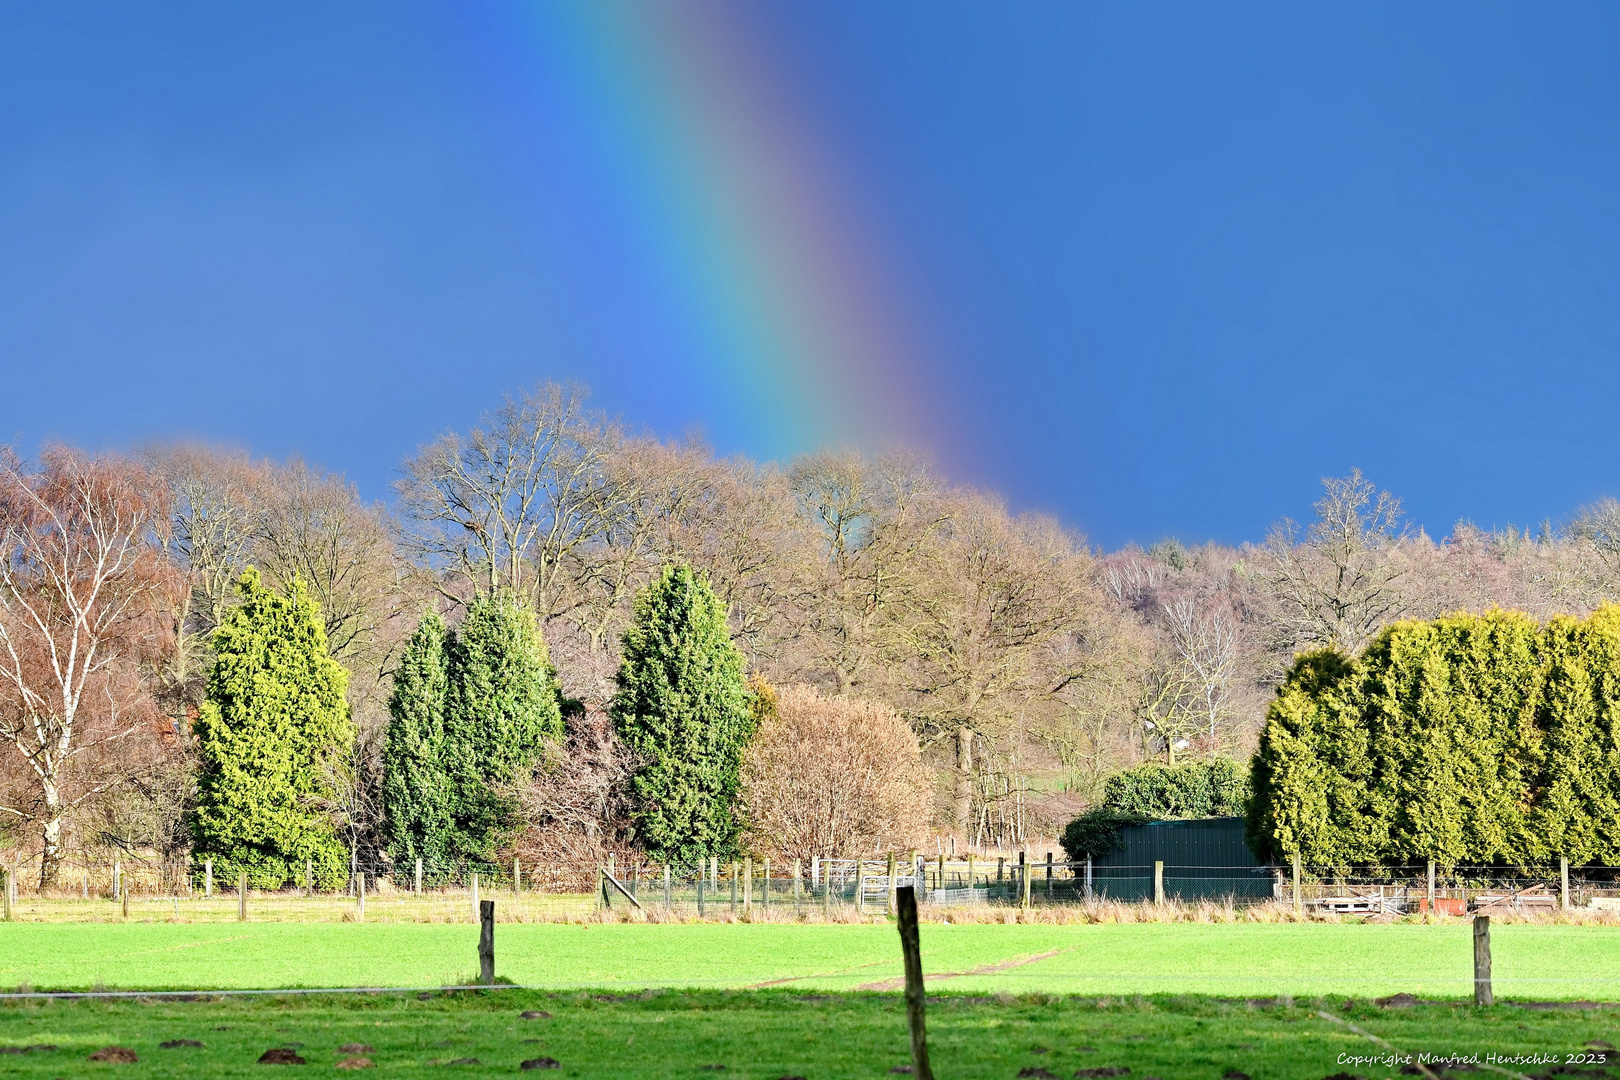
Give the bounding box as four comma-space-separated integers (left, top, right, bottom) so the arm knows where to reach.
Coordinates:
1088, 817, 1274, 902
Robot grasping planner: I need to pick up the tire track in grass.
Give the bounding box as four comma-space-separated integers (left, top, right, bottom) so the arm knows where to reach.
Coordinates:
855, 948, 1070, 991
749, 955, 918, 989
113, 934, 259, 958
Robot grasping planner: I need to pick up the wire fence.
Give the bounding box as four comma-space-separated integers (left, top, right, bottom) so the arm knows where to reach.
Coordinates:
4, 851, 1618, 921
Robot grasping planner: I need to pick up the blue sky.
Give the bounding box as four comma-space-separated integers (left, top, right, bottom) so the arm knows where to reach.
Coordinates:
3, 2, 1620, 549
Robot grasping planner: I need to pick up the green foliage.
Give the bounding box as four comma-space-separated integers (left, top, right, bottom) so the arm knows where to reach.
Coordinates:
441, 594, 563, 868
382, 611, 453, 872
1250, 607, 1620, 868
190, 568, 352, 889
611, 564, 755, 864
1060, 810, 1150, 860
1101, 757, 1250, 818
1061, 757, 1250, 859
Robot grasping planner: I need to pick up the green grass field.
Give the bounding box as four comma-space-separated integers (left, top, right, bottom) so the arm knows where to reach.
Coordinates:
1, 989, 1616, 1079
3, 921, 1619, 1000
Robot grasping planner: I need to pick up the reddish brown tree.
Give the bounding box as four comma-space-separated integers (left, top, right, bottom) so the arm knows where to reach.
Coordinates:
0, 447, 180, 887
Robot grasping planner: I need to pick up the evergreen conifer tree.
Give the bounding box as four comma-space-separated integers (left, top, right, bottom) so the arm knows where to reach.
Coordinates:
382, 611, 453, 875
442, 593, 561, 866
611, 564, 755, 863
191, 568, 352, 888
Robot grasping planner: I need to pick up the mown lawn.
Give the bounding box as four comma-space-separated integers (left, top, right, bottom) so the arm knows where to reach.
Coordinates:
2, 921, 1619, 1000
0, 988, 1615, 1079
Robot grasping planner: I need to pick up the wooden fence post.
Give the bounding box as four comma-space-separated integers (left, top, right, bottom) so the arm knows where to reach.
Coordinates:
1291, 854, 1302, 916
514, 856, 521, 895
895, 885, 936, 1080
966, 853, 976, 898
887, 853, 898, 915
743, 856, 753, 913
1473, 915, 1493, 1006
478, 900, 495, 985
857, 857, 867, 916
471, 872, 480, 922
1, 866, 9, 922
1561, 855, 1570, 910
415, 857, 423, 896
1153, 860, 1164, 905
792, 859, 801, 906
307, 859, 314, 897
696, 861, 705, 917
205, 859, 213, 898
122, 876, 130, 919
1084, 856, 1093, 900
762, 858, 770, 910
1427, 859, 1435, 914
596, 865, 605, 912
237, 872, 247, 922
113, 859, 121, 903
1046, 852, 1054, 898
357, 873, 365, 922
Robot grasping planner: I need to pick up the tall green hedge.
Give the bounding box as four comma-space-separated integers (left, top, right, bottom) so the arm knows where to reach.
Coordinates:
1249, 606, 1620, 868
1060, 757, 1250, 859
191, 569, 352, 889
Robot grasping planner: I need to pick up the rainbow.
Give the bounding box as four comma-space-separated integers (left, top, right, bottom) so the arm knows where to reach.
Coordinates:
464, 3, 945, 458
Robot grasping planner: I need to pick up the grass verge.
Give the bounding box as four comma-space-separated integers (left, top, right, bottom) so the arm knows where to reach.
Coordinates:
1, 988, 1614, 1079
3, 921, 1619, 1000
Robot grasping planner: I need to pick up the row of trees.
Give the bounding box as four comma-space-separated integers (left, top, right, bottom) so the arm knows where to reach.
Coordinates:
188, 555, 930, 886
12, 382, 1620, 884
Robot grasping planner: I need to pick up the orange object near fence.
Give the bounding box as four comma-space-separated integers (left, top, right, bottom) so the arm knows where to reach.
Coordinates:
1417, 897, 1467, 915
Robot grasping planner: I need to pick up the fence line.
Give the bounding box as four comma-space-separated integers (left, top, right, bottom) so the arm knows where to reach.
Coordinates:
4, 851, 1617, 920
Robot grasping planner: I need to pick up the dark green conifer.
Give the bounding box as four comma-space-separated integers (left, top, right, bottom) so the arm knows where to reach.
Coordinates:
610, 564, 754, 863
442, 593, 561, 866
382, 610, 453, 874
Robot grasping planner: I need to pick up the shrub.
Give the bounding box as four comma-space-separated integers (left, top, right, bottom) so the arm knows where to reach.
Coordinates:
1101, 757, 1250, 817
1060, 757, 1250, 860
740, 681, 932, 860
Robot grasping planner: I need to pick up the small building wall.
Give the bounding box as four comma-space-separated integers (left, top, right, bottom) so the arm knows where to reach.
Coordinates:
1088, 817, 1273, 902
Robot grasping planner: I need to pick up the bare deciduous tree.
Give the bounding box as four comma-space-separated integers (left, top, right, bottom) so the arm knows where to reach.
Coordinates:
0, 448, 181, 886
1264, 469, 1408, 655
1161, 597, 1239, 749
253, 459, 405, 668
397, 383, 617, 615
881, 493, 1096, 831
